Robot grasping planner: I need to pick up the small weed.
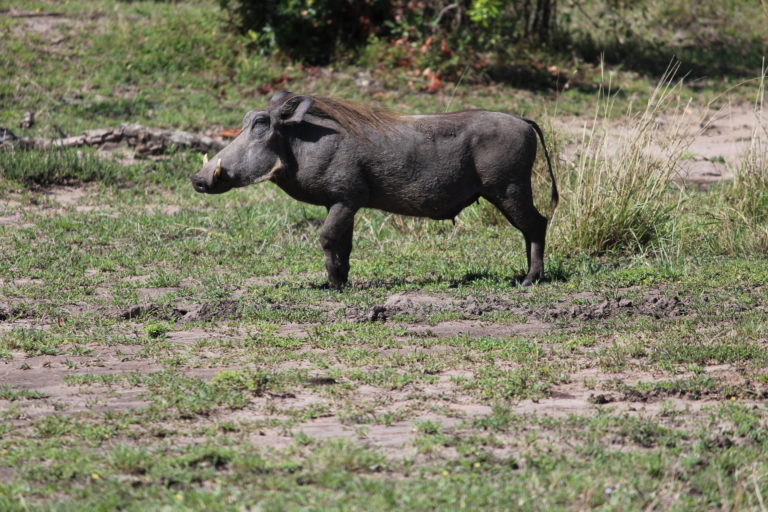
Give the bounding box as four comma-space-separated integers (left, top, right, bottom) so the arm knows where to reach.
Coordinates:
143, 372, 248, 419
146, 269, 182, 288
0, 386, 46, 401
0, 329, 61, 356
145, 323, 170, 339
210, 369, 272, 396
464, 364, 566, 401
415, 420, 442, 435
33, 415, 75, 438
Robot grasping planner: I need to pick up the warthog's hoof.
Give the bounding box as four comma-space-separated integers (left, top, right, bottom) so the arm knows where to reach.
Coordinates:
328, 279, 347, 291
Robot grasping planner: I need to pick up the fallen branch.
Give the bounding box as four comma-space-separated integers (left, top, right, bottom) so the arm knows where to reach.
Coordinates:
4, 124, 228, 156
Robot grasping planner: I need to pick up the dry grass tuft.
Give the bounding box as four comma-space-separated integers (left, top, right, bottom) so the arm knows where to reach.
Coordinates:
551, 64, 692, 256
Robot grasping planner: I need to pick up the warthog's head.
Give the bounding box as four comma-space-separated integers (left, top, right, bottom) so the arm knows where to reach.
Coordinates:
191, 92, 314, 194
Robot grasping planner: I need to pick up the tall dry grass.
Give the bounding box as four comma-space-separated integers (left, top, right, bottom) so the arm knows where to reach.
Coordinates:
717, 66, 768, 254
551, 65, 691, 256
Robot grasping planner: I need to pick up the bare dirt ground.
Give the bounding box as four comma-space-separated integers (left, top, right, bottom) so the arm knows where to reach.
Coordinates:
555, 101, 765, 185
1, 281, 759, 456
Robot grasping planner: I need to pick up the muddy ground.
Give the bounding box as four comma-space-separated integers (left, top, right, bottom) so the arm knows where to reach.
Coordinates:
1, 279, 762, 457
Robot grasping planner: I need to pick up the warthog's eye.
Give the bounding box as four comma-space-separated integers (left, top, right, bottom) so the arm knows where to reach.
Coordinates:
252, 116, 270, 133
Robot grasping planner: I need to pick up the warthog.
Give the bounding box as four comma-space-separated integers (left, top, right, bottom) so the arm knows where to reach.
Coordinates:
191, 92, 558, 289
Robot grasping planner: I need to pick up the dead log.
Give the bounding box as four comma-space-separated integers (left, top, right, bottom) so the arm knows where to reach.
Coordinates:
3, 124, 228, 156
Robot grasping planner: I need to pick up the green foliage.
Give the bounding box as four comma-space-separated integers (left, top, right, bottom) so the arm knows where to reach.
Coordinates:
219, 0, 766, 86
556, 0, 768, 77
219, 0, 392, 64
218, 0, 558, 81
362, 0, 560, 85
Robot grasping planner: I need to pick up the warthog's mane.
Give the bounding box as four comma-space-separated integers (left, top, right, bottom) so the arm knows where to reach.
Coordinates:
274, 94, 400, 137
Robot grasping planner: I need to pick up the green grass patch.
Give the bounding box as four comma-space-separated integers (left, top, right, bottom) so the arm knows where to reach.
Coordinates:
0, 148, 127, 187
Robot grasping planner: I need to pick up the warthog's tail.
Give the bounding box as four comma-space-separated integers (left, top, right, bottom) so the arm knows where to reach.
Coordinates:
520, 118, 559, 207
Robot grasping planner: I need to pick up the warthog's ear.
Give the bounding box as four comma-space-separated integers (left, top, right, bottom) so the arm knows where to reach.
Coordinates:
278, 96, 314, 125
270, 91, 293, 104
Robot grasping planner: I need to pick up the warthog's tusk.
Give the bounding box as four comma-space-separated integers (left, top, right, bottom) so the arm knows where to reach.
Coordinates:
203, 153, 209, 165
212, 158, 222, 181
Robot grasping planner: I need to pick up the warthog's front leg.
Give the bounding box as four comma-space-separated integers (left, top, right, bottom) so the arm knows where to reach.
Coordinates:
320, 203, 357, 289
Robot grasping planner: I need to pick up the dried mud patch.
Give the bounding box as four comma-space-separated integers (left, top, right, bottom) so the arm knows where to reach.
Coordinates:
348, 292, 456, 322
0, 351, 160, 421
1, 330, 759, 460
137, 287, 179, 301
349, 292, 522, 323
0, 212, 33, 229
276, 323, 314, 338
116, 299, 240, 322
235, 410, 464, 459
0, 273, 756, 463
407, 319, 549, 338
177, 300, 240, 323
348, 289, 689, 332
0, 467, 15, 482
555, 102, 765, 185
612, 372, 768, 403
540, 290, 689, 321
504, 366, 766, 424
45, 185, 89, 206
0, 303, 33, 321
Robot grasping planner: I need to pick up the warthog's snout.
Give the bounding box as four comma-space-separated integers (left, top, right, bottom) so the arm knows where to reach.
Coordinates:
190, 174, 208, 193
191, 155, 223, 193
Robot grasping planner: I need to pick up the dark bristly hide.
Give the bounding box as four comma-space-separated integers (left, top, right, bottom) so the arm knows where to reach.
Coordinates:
269, 93, 400, 139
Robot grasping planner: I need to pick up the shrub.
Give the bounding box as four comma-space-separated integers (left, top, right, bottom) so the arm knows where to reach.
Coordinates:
218, 0, 558, 75
218, 0, 393, 64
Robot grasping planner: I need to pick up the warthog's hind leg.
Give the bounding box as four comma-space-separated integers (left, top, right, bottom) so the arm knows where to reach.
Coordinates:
485, 184, 548, 286
320, 203, 357, 290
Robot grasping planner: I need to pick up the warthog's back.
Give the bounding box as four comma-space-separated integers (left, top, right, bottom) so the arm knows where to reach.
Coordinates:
360, 110, 537, 219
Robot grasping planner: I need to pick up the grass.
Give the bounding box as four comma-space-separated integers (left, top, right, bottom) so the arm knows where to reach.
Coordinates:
0, 147, 127, 186
717, 67, 768, 254
551, 64, 690, 256
1, 0, 767, 510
